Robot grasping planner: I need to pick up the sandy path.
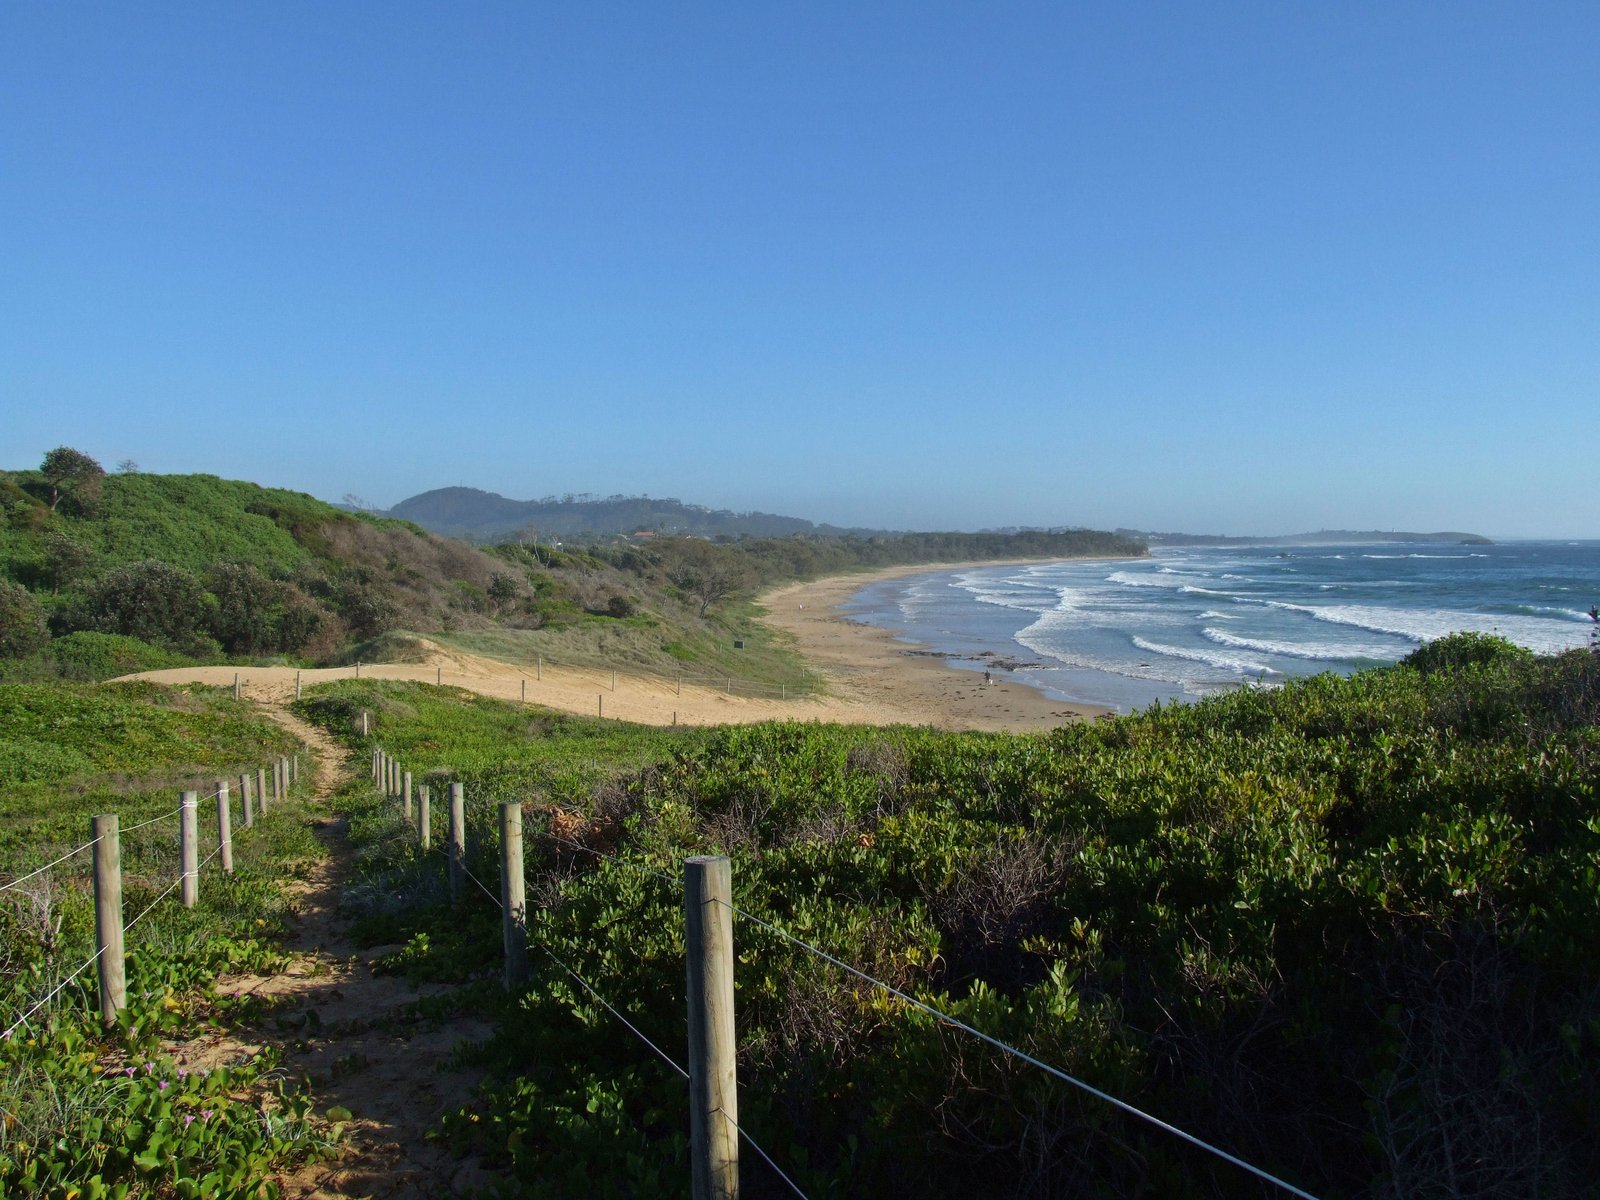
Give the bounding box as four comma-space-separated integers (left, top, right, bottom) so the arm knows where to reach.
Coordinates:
169, 701, 498, 1198
122, 576, 1111, 735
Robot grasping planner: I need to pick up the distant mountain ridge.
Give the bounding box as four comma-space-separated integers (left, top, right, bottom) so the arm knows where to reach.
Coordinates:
387, 487, 877, 541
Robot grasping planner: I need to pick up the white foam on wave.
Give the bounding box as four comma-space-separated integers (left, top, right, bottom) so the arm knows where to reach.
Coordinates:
1107, 569, 1190, 589
1132, 636, 1278, 675
1263, 601, 1589, 656
1201, 627, 1397, 663
1197, 609, 1241, 621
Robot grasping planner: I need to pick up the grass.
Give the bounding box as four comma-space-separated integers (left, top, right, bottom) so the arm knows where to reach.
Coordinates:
429, 594, 820, 697
296, 679, 693, 810
0, 681, 307, 871
0, 678, 332, 1197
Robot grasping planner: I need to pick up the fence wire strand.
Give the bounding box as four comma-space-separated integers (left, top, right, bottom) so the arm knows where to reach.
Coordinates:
369, 771, 1317, 1200
714, 1105, 812, 1200
0, 838, 103, 893
538, 942, 690, 1081
722, 900, 1322, 1200
1, 944, 108, 1041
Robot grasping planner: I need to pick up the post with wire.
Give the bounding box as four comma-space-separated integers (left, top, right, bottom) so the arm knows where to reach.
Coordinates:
499, 802, 530, 988
448, 783, 466, 900
179, 791, 199, 908
92, 813, 126, 1022
685, 855, 739, 1200
216, 780, 233, 874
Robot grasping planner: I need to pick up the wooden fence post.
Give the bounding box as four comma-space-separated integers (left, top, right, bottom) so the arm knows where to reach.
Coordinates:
521, 678, 526, 703
360, 710, 369, 737
92, 814, 125, 1023
437, 665, 442, 685
500, 802, 530, 989
216, 781, 233, 874
356, 660, 361, 678
291, 753, 299, 786
180, 791, 199, 908
685, 855, 739, 1199
233, 673, 240, 700
403, 770, 413, 821
537, 655, 542, 681
271, 759, 281, 805
418, 785, 431, 850
598, 694, 604, 718
257, 767, 269, 814
449, 783, 465, 900
611, 669, 617, 692
677, 674, 682, 696
295, 670, 302, 700
240, 772, 255, 828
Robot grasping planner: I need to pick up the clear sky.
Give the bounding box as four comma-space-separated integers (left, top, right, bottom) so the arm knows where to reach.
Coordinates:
3, 3, 1596, 537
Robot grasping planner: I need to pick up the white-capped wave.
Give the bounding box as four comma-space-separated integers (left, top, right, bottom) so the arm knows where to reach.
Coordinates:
1267, 602, 1590, 656
1201, 627, 1397, 663
1132, 636, 1277, 675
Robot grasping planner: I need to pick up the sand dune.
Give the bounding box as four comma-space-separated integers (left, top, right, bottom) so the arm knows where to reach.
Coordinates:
118, 565, 1104, 732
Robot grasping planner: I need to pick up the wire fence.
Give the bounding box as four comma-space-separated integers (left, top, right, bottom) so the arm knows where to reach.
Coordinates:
0, 755, 306, 1042
369, 746, 1326, 1200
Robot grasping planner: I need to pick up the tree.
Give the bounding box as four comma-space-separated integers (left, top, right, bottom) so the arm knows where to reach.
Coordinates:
0, 580, 48, 658
40, 446, 106, 514
487, 573, 520, 612
664, 542, 751, 617
42, 531, 94, 592
83, 559, 206, 649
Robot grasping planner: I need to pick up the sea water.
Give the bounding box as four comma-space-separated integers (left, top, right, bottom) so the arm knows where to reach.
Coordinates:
839, 541, 1600, 713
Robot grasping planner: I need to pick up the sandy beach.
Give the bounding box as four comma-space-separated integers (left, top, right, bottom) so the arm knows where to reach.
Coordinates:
118, 561, 1107, 733
758, 562, 1110, 731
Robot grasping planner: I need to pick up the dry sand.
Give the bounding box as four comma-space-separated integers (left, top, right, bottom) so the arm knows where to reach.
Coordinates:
120, 562, 1109, 732
759, 562, 1110, 731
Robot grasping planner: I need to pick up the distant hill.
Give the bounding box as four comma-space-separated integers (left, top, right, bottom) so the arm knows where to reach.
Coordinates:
388, 487, 874, 542
1116, 528, 1494, 547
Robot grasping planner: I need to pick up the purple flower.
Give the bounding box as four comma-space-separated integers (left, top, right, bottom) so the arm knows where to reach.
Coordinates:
183, 1113, 195, 1126
158, 1080, 168, 1091
201, 1109, 214, 1121
177, 1068, 189, 1079
124, 1067, 136, 1077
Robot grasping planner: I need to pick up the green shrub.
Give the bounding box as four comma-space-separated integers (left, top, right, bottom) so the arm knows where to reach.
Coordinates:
1402, 631, 1535, 674
0, 580, 48, 658
78, 559, 208, 650
48, 630, 190, 678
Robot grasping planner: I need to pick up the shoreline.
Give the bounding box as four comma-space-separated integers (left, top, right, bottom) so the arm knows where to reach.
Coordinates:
757, 559, 1120, 731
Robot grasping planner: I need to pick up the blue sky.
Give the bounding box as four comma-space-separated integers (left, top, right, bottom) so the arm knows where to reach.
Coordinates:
3, 3, 1595, 537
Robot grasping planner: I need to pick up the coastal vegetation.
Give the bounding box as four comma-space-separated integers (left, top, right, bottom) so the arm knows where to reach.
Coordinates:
0, 682, 330, 1196
300, 633, 1599, 1198
0, 452, 1142, 686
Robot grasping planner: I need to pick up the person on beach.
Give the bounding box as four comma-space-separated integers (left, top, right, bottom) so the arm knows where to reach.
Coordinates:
984, 670, 992, 685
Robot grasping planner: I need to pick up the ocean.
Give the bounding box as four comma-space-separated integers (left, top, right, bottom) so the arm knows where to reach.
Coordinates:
839, 541, 1600, 713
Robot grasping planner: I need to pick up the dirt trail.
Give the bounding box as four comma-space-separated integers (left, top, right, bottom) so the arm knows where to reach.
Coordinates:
171, 699, 498, 1198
